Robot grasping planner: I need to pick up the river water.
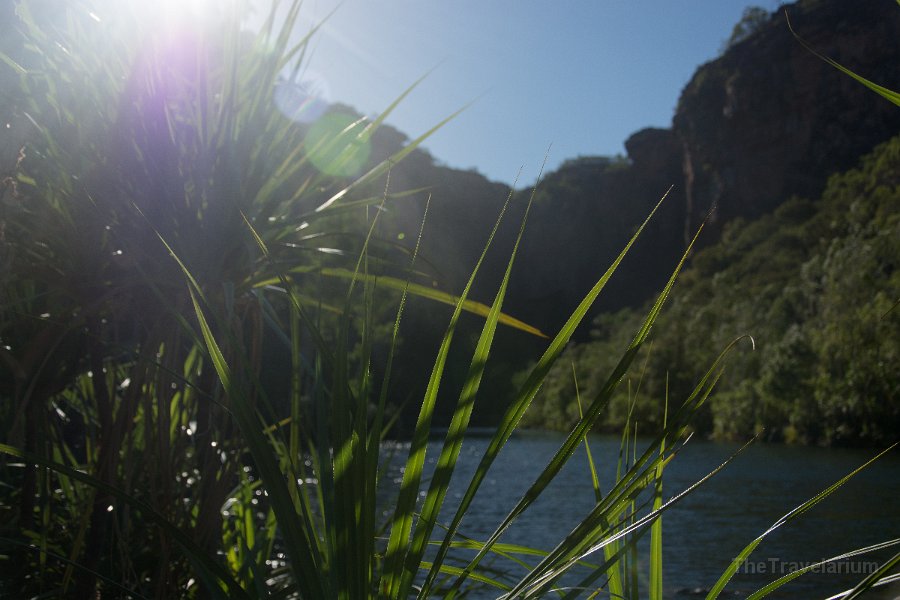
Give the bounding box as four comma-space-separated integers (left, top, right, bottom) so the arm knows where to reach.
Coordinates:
387, 431, 900, 599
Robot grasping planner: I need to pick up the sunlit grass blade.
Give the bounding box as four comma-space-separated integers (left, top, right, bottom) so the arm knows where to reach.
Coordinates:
443, 190, 693, 595
434, 535, 562, 572
836, 547, 900, 600
649, 378, 669, 600
409, 184, 532, 599
573, 368, 602, 505
745, 538, 900, 600
297, 186, 432, 220
516, 435, 759, 599
559, 533, 645, 599
379, 181, 514, 599
705, 441, 899, 599
261, 267, 547, 337
559, 508, 641, 598
334, 269, 547, 338
787, 13, 900, 107
368, 70, 436, 134
825, 574, 900, 600
573, 365, 624, 599
418, 561, 515, 593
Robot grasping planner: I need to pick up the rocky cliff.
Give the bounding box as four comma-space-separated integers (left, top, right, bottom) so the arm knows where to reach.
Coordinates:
674, 0, 900, 240
502, 0, 900, 337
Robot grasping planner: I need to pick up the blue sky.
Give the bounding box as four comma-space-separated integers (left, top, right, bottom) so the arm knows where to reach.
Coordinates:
290, 1, 780, 187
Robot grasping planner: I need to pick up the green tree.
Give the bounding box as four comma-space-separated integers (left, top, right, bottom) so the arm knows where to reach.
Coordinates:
722, 6, 770, 51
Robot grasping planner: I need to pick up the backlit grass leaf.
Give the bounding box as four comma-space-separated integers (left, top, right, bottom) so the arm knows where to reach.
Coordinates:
379, 177, 514, 599
745, 538, 900, 599
788, 13, 900, 107
705, 441, 899, 599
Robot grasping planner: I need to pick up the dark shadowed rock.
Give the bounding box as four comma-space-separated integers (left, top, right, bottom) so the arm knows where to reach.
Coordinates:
508, 127, 686, 336
673, 0, 900, 241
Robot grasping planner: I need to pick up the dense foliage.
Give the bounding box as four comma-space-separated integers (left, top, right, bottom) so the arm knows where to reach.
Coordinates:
523, 136, 900, 446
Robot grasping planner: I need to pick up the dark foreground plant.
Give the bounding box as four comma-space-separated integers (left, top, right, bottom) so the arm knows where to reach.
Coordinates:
0, 1, 898, 599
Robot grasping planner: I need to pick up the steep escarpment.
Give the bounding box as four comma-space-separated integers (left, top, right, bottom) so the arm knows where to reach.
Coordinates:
674, 0, 900, 240
498, 0, 900, 338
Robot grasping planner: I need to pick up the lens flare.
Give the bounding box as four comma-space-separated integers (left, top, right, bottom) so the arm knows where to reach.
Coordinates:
273, 71, 331, 124
158, 0, 215, 22
305, 112, 371, 178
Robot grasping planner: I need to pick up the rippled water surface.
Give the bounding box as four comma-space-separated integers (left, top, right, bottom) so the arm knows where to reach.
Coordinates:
385, 431, 900, 599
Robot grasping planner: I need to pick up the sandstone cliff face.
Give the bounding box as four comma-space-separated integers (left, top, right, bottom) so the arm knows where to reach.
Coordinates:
673, 0, 900, 241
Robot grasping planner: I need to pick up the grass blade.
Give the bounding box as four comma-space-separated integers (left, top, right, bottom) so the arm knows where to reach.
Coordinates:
444, 189, 693, 595
649, 377, 669, 600
315, 103, 470, 213
787, 13, 900, 106
517, 435, 759, 599
745, 538, 900, 600
265, 267, 548, 337
573, 365, 625, 598
838, 548, 900, 600
705, 442, 899, 599
379, 180, 514, 599
410, 185, 533, 598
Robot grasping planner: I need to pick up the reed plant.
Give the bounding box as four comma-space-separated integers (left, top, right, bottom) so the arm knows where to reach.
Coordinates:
0, 1, 897, 598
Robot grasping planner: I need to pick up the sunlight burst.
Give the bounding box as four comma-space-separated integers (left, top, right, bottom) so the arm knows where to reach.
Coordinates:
157, 0, 215, 22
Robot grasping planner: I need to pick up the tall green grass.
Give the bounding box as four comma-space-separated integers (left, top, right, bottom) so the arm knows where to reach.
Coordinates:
0, 1, 898, 598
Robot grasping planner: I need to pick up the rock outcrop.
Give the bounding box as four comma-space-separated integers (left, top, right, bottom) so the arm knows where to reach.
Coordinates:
674, 0, 900, 240
496, 0, 900, 338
